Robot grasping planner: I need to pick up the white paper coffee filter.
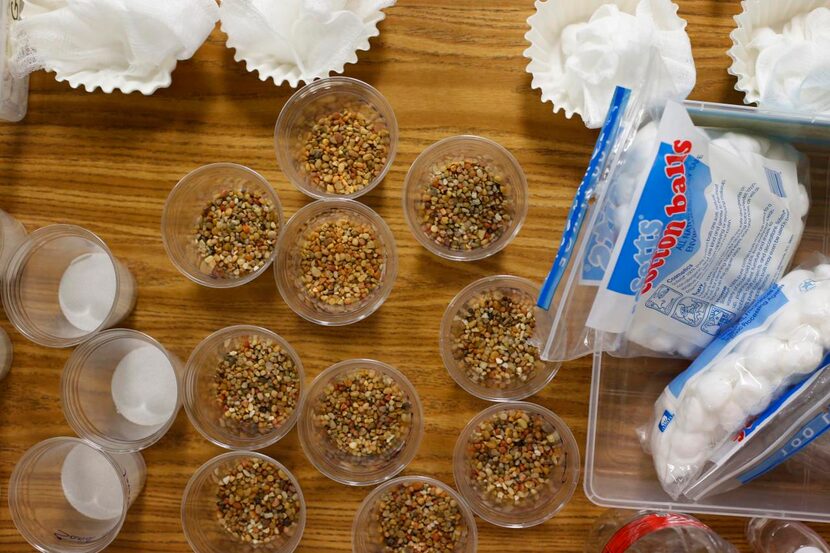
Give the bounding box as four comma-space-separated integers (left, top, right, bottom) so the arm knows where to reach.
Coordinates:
220, 0, 394, 88
11, 0, 219, 95
728, 0, 830, 106
524, 0, 694, 129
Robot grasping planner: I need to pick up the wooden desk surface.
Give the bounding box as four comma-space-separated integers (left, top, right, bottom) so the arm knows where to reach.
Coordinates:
1, 0, 827, 551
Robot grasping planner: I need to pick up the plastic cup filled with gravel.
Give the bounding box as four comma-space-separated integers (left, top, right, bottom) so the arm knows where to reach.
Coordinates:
352, 475, 477, 553
183, 325, 304, 450
403, 135, 528, 262
453, 402, 580, 528
440, 275, 559, 402
162, 163, 284, 288
274, 199, 397, 326
298, 359, 424, 486
275, 77, 398, 200
182, 451, 305, 553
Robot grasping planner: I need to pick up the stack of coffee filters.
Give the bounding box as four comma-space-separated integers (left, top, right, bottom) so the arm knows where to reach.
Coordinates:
220, 0, 395, 87
10, 0, 219, 94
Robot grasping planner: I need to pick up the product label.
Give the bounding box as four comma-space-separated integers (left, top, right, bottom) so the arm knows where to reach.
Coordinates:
607, 139, 704, 297
587, 101, 803, 353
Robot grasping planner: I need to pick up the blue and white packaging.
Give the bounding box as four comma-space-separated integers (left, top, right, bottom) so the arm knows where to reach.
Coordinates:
588, 101, 807, 358
682, 362, 830, 501
645, 261, 830, 499
535, 65, 810, 363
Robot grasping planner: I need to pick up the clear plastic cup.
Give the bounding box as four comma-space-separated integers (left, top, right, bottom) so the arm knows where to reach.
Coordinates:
298, 359, 424, 486
62, 329, 183, 453
274, 199, 398, 326
274, 77, 398, 200
402, 135, 528, 261
1, 225, 136, 348
352, 475, 478, 553
0, 326, 12, 380
181, 451, 306, 553
8, 437, 146, 553
161, 163, 284, 288
453, 401, 580, 528
0, 208, 26, 278
183, 325, 305, 450
440, 275, 560, 402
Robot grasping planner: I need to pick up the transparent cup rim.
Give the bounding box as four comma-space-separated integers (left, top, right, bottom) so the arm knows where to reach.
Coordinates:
274, 199, 398, 326
183, 325, 305, 450
298, 358, 424, 486
351, 475, 478, 553
181, 450, 306, 553
452, 401, 580, 528
440, 275, 560, 402
402, 135, 529, 262
274, 76, 399, 200
62, 328, 181, 453
161, 162, 284, 289
8, 437, 130, 553
1, 224, 125, 348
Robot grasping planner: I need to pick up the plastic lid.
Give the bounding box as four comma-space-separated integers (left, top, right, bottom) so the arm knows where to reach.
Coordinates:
603, 513, 711, 553
796, 548, 824, 553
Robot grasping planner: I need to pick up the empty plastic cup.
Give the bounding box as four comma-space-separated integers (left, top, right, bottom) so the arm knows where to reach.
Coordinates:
8, 437, 145, 553
2, 225, 136, 348
62, 329, 183, 453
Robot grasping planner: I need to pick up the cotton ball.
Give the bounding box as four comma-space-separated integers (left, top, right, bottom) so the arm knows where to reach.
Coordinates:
696, 369, 735, 411
815, 318, 830, 350
796, 185, 810, 218
680, 396, 719, 433
732, 374, 773, 413
780, 269, 816, 293
671, 431, 707, 459
740, 335, 785, 378
798, 287, 830, 325
779, 335, 823, 376
719, 401, 748, 431
765, 140, 801, 163
641, 331, 678, 355
814, 264, 830, 280
769, 307, 805, 339
676, 340, 699, 359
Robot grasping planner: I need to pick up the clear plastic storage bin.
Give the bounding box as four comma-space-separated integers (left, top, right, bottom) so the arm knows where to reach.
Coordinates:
585, 100, 830, 521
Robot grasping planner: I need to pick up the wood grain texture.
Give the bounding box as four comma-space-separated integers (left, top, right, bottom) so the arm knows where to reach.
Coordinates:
0, 0, 826, 551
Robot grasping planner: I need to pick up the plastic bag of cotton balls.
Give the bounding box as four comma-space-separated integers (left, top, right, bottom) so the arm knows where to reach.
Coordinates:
524, 0, 696, 128
9, 0, 219, 94
645, 261, 830, 500
219, 0, 395, 87
586, 101, 809, 360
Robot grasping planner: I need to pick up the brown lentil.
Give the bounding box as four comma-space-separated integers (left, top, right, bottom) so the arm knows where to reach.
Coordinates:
374, 481, 464, 553
212, 336, 300, 435
215, 457, 300, 544
299, 106, 390, 195
299, 217, 383, 307
467, 409, 563, 505
452, 289, 542, 388
419, 159, 511, 251
313, 368, 412, 458
195, 189, 279, 278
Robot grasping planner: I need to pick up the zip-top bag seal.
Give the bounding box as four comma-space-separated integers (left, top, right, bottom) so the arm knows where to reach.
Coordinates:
535, 52, 679, 363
